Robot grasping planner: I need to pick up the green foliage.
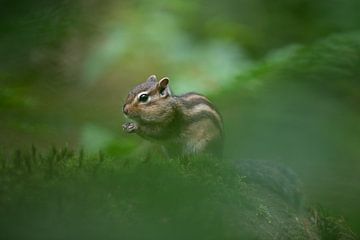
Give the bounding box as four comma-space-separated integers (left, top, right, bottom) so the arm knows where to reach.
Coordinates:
310, 207, 358, 240
0, 147, 345, 240
216, 32, 360, 236
0, 87, 36, 110
1, 0, 360, 238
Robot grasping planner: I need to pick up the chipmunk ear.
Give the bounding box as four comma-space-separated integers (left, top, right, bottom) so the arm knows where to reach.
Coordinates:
158, 77, 171, 96
159, 77, 169, 88
146, 75, 157, 83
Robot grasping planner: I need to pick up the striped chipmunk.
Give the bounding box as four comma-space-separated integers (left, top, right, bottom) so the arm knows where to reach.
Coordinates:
122, 75, 223, 158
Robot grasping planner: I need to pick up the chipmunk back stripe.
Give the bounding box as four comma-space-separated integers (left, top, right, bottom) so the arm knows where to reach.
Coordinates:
190, 107, 223, 133
181, 98, 223, 132
183, 98, 219, 116
182, 92, 209, 101
181, 93, 218, 109
180, 94, 222, 127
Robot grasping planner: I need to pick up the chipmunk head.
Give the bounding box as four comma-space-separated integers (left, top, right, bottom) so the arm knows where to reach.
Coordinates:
123, 75, 175, 124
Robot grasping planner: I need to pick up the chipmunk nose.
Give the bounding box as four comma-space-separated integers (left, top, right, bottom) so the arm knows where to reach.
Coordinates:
123, 104, 129, 115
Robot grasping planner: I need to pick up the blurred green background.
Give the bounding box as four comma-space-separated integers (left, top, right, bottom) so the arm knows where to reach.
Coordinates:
1, 0, 360, 236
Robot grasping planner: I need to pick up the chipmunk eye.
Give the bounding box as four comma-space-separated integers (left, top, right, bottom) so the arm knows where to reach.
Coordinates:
139, 93, 149, 103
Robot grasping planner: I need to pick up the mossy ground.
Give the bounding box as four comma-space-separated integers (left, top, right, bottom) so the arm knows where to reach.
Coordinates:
0, 147, 356, 239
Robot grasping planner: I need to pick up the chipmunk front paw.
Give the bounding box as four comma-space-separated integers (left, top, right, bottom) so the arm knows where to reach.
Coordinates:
122, 122, 137, 133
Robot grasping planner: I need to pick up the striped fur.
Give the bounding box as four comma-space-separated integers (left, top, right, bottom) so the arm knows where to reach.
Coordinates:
178, 93, 223, 134
123, 76, 223, 157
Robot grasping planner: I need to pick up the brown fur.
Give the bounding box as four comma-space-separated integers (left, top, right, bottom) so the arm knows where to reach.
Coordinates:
123, 75, 223, 157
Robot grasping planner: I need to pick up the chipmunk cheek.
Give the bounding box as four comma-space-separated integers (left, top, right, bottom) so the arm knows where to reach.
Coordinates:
125, 106, 139, 118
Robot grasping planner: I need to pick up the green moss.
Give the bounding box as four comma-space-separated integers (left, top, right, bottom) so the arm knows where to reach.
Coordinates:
1, 147, 355, 239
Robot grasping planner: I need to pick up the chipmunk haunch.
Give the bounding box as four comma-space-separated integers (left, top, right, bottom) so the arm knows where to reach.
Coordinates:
122, 75, 223, 157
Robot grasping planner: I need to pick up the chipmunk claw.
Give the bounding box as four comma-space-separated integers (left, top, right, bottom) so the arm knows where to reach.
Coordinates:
122, 122, 137, 133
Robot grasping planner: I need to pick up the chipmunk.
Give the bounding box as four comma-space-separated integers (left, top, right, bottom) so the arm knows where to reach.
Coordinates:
122, 75, 223, 158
